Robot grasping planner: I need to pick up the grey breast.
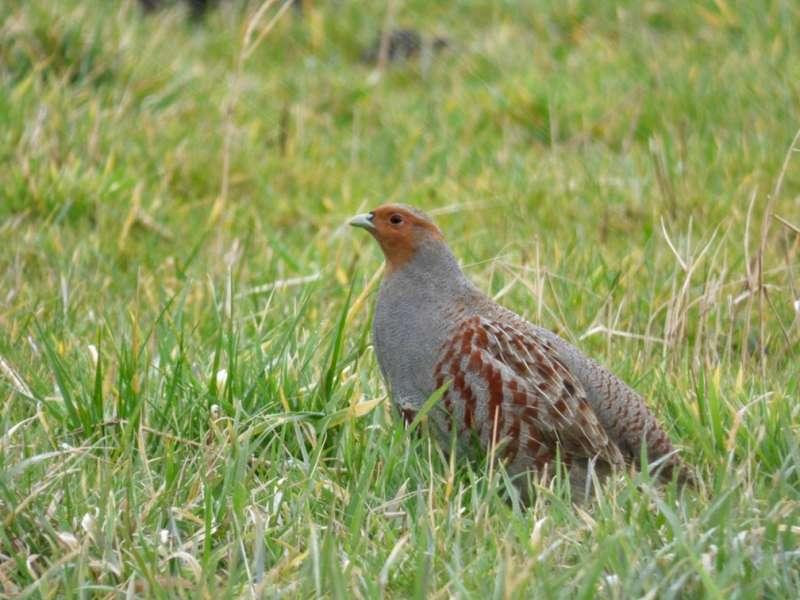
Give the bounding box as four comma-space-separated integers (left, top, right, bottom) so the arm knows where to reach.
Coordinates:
373, 273, 450, 410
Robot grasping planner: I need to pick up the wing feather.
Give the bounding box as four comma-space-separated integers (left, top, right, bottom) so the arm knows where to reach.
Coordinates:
434, 316, 624, 469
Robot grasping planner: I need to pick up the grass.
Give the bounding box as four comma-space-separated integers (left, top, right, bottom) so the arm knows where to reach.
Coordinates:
1, 0, 799, 596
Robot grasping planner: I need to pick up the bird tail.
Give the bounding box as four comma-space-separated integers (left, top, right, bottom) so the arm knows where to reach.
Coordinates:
654, 452, 697, 488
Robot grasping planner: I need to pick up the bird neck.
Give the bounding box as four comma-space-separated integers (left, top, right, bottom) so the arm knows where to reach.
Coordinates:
384, 238, 466, 288
381, 240, 480, 312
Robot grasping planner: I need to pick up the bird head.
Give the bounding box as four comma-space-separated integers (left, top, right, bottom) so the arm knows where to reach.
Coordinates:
349, 204, 444, 272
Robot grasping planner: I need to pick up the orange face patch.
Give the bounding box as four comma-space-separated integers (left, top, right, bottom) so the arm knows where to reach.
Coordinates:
366, 204, 443, 271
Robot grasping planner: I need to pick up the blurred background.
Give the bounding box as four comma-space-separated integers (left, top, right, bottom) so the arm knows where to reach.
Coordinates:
2, 0, 798, 363
2, 0, 798, 336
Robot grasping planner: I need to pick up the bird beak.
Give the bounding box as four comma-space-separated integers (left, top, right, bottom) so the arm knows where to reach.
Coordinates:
349, 213, 376, 231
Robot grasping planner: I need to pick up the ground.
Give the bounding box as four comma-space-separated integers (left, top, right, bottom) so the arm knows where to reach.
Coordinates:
1, 0, 799, 597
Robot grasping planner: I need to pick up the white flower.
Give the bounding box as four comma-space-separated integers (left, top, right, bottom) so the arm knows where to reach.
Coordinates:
794, 298, 800, 315
701, 544, 718, 572
215, 369, 228, 391
81, 510, 98, 542
87, 344, 99, 368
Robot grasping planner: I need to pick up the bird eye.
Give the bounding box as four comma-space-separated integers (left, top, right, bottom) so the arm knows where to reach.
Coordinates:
389, 214, 404, 225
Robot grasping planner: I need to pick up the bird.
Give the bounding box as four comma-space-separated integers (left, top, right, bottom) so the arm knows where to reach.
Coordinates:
349, 204, 693, 499
361, 28, 449, 66
138, 0, 215, 20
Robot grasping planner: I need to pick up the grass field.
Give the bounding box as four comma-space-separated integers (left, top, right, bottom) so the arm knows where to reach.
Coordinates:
1, 0, 799, 597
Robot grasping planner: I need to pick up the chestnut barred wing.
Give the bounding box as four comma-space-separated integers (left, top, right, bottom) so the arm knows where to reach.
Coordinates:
433, 316, 625, 469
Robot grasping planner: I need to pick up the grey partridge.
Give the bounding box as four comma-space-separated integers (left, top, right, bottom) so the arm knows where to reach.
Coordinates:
361, 28, 449, 65
350, 204, 693, 498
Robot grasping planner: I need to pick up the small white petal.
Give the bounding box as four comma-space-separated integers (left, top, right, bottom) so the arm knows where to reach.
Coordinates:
701, 544, 718, 572
87, 344, 99, 367
81, 512, 96, 539
215, 369, 228, 390
794, 299, 800, 315
159, 529, 170, 546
